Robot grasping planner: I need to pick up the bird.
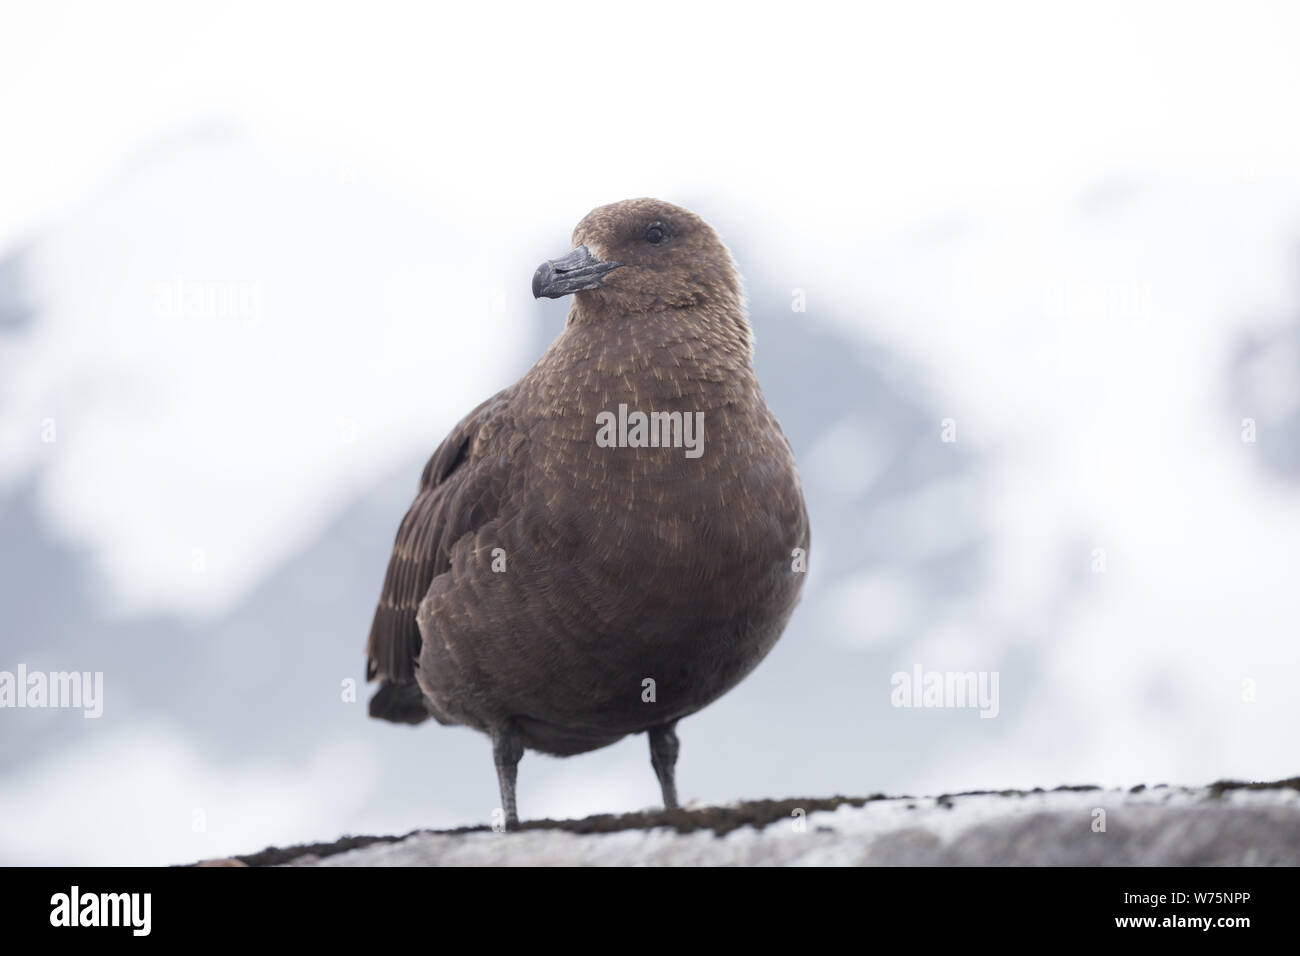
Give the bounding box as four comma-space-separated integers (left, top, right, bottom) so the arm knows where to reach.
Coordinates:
365, 198, 809, 829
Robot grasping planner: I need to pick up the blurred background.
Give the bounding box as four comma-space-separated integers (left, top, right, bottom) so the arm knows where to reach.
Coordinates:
2, 1, 1299, 864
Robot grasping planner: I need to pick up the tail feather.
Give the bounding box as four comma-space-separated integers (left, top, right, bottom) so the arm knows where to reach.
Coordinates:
368, 680, 431, 725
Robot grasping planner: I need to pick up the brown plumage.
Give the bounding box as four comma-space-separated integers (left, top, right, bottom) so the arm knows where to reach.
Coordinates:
365, 199, 809, 827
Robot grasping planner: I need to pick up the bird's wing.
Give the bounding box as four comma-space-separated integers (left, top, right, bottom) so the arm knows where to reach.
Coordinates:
365, 386, 517, 687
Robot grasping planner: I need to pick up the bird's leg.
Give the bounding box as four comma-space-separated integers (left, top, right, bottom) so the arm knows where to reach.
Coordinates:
492, 719, 525, 831
648, 722, 681, 810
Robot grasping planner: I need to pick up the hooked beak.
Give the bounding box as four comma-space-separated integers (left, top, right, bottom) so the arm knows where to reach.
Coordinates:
531, 245, 622, 299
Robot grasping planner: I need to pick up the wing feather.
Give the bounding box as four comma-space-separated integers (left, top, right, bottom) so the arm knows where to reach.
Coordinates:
365, 387, 516, 691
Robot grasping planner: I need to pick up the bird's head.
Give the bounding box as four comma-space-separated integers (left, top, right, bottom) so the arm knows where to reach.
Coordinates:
532, 199, 745, 322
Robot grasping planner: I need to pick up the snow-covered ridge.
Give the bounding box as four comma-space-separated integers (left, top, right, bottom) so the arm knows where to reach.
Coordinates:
210, 779, 1300, 867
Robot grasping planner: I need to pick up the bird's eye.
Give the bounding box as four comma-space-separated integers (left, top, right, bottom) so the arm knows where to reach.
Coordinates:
644, 222, 667, 245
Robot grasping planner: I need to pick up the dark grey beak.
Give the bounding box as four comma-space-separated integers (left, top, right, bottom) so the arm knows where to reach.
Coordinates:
532, 245, 622, 299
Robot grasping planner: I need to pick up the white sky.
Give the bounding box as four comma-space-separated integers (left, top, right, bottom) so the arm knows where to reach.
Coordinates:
4, 1, 1300, 249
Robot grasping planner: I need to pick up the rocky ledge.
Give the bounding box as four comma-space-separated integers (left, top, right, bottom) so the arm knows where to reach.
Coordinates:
206, 777, 1300, 867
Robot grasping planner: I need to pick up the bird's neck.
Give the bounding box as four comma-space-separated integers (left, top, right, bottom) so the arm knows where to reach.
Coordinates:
525, 307, 759, 417
566, 302, 755, 374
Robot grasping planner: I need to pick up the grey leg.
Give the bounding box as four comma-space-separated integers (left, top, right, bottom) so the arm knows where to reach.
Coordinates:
648, 722, 681, 810
492, 720, 525, 831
